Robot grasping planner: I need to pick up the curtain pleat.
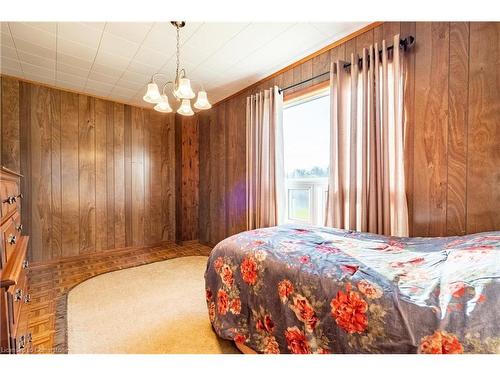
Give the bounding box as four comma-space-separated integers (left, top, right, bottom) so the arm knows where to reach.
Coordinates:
325, 34, 409, 237
246, 86, 284, 230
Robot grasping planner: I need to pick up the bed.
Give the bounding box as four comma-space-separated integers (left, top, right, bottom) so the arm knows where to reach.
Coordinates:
204, 224, 500, 354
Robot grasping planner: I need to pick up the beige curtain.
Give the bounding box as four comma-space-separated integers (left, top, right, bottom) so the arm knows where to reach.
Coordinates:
325, 34, 408, 236
246, 86, 285, 230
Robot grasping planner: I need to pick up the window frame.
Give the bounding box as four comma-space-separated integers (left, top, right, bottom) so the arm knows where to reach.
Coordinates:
282, 80, 330, 227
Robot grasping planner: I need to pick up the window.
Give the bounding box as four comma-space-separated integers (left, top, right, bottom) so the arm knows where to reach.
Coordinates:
283, 84, 330, 226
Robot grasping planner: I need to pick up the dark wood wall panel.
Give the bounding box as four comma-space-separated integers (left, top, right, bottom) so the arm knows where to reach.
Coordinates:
413, 22, 450, 236
198, 112, 211, 244
467, 22, 500, 233
175, 114, 199, 242
0, 77, 176, 263
1, 76, 20, 171
197, 21, 500, 245
30, 85, 53, 262
61, 91, 80, 257
131, 107, 145, 246
50, 88, 62, 260
447, 22, 469, 235
161, 113, 176, 242
78, 95, 96, 253
94, 98, 109, 251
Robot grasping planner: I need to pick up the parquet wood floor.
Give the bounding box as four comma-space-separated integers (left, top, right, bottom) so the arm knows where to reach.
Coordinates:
24, 241, 212, 354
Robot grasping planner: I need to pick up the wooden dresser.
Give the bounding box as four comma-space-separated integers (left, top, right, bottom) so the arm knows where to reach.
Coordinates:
0, 166, 31, 354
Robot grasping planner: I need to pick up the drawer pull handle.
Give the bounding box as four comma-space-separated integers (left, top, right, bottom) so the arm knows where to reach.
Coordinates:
8, 234, 17, 245
24, 294, 31, 304
16, 223, 23, 232
14, 289, 23, 302
16, 193, 23, 200
3, 195, 16, 204
18, 335, 25, 350
23, 259, 29, 269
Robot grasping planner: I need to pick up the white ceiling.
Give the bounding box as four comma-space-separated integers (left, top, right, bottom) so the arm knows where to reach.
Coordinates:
0, 22, 368, 106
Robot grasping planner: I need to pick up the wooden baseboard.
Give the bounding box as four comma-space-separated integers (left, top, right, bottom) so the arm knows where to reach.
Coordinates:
29, 241, 183, 269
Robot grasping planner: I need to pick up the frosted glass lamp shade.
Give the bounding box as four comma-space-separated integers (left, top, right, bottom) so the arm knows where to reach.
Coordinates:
177, 99, 194, 116
194, 91, 211, 110
143, 83, 162, 103
153, 95, 173, 113
174, 78, 195, 99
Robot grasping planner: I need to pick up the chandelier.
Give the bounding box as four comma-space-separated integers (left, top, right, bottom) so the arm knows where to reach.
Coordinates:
142, 21, 211, 115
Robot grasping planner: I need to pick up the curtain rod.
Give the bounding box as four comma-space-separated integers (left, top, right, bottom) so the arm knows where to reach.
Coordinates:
278, 35, 415, 94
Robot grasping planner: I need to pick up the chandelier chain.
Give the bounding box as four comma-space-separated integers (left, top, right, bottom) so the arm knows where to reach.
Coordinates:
175, 24, 180, 83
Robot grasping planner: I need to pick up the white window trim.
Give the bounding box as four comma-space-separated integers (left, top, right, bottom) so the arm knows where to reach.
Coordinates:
285, 177, 328, 226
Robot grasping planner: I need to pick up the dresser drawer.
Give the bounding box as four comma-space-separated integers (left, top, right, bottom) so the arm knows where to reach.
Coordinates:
0, 178, 21, 222
1, 212, 22, 263
10, 312, 31, 354
7, 267, 28, 338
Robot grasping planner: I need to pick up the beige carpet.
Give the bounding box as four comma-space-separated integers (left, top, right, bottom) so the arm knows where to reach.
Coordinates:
67, 256, 239, 354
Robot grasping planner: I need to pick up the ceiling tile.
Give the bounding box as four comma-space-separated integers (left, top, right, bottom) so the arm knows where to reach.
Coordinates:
1, 65, 24, 78
21, 61, 55, 80
84, 79, 114, 95
142, 22, 203, 51
18, 50, 56, 70
311, 22, 368, 39
58, 22, 103, 49
14, 37, 55, 60
57, 63, 89, 79
93, 50, 130, 70
120, 69, 150, 85
56, 71, 87, 86
127, 59, 157, 76
1, 56, 22, 71
110, 85, 137, 98
91, 62, 125, 79
1, 23, 9, 34
57, 53, 93, 71
99, 32, 139, 59
201, 23, 294, 71
57, 38, 97, 62
82, 22, 106, 32
182, 23, 249, 64
104, 22, 153, 44
23, 22, 57, 34
88, 70, 119, 85
55, 78, 85, 91
9, 22, 56, 51
132, 45, 171, 67
115, 78, 143, 91
1, 31, 15, 48
1, 44, 18, 60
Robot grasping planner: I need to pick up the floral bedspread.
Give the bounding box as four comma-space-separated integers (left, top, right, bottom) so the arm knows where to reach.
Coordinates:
204, 224, 500, 354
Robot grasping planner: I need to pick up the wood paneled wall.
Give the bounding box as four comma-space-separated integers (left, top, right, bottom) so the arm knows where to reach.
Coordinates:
1, 76, 176, 262
199, 22, 500, 245
175, 114, 199, 242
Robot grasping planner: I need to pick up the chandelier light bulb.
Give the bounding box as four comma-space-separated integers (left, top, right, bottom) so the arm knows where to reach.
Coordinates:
177, 99, 194, 116
153, 95, 173, 113
143, 83, 162, 103
174, 78, 196, 99
194, 91, 212, 110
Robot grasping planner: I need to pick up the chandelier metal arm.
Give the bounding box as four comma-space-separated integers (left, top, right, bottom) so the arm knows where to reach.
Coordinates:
161, 81, 174, 96
150, 72, 170, 84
